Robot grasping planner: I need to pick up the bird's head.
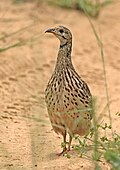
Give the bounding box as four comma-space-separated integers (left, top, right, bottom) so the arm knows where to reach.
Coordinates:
45, 26, 72, 46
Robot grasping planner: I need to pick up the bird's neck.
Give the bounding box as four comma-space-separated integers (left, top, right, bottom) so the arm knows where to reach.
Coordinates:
55, 41, 72, 69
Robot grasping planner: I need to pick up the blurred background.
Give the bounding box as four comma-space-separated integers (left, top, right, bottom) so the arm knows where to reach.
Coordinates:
0, 0, 120, 170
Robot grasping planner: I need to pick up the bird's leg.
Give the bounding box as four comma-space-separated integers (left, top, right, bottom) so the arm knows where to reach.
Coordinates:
57, 131, 67, 156
62, 131, 67, 152
67, 134, 73, 151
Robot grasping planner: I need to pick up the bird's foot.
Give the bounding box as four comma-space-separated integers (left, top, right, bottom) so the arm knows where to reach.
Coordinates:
57, 147, 67, 156
57, 147, 71, 156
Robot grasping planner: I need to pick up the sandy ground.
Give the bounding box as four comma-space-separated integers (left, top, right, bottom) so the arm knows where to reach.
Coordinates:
0, 0, 120, 169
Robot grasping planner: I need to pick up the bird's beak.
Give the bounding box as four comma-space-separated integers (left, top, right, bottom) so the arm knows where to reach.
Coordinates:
45, 28, 55, 34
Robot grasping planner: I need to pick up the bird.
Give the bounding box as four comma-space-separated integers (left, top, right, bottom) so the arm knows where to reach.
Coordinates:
45, 26, 92, 155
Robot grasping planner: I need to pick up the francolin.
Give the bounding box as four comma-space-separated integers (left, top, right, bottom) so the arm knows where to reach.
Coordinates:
45, 26, 92, 155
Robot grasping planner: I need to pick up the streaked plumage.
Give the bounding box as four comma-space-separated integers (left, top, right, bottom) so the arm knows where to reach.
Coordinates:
45, 26, 92, 155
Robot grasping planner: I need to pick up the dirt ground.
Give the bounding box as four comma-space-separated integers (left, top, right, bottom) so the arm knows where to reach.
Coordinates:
0, 0, 120, 169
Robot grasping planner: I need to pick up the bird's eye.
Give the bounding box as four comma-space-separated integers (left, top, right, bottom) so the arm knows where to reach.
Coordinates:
59, 29, 64, 33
